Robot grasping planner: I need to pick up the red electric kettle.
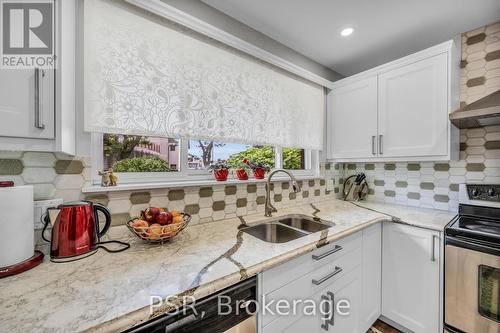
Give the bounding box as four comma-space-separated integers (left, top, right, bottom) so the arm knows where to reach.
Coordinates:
43, 201, 128, 262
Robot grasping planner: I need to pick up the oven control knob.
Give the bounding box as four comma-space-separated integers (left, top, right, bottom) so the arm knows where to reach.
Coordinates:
470, 188, 481, 197
488, 188, 497, 197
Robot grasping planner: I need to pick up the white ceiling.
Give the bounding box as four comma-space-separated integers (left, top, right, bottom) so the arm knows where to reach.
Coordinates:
202, 0, 500, 76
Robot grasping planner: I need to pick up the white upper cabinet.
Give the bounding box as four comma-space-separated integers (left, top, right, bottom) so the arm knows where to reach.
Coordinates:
0, 0, 76, 155
378, 53, 448, 158
0, 68, 55, 140
327, 40, 459, 162
327, 77, 378, 159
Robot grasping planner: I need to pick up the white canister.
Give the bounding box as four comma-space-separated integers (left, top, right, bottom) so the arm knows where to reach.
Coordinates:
0, 185, 34, 267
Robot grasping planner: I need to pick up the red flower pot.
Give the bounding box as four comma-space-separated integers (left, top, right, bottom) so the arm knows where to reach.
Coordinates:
214, 169, 229, 181
235, 169, 248, 180
253, 168, 266, 179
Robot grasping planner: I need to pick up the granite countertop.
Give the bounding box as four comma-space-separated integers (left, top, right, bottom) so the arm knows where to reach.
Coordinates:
0, 199, 456, 333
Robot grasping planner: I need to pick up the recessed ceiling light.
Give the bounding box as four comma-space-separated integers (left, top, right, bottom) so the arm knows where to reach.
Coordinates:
341, 27, 354, 37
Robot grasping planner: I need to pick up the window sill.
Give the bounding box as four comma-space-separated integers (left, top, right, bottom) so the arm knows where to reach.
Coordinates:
81, 175, 321, 193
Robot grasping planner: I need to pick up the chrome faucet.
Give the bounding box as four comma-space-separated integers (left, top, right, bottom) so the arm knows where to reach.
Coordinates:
264, 169, 301, 217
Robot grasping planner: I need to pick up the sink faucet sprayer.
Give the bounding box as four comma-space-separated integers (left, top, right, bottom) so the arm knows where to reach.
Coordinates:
264, 169, 301, 217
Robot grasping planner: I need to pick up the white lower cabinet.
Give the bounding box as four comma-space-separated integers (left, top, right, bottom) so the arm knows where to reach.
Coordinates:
360, 224, 382, 332
258, 222, 441, 333
381, 222, 441, 333
268, 267, 362, 333
259, 228, 379, 333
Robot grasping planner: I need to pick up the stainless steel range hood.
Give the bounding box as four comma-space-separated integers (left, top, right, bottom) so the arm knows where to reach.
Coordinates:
449, 90, 500, 128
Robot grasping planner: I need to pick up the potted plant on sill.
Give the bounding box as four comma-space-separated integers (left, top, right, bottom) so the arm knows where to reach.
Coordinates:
243, 159, 270, 179
208, 162, 230, 181
233, 163, 250, 181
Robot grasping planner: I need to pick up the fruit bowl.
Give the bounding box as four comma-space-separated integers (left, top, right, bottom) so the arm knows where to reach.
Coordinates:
126, 208, 191, 243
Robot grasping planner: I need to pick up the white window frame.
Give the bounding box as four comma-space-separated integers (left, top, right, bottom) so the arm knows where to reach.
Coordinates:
91, 133, 319, 185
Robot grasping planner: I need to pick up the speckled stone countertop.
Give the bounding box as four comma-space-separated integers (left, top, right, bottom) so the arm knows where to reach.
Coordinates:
0, 199, 456, 333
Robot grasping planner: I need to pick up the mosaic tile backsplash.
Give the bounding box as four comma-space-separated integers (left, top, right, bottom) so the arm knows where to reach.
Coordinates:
343, 125, 500, 211
460, 21, 500, 107
0, 150, 343, 226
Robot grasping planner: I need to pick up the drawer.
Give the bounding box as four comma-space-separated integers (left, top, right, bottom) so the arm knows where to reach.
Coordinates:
263, 266, 362, 333
261, 245, 362, 327
262, 231, 362, 295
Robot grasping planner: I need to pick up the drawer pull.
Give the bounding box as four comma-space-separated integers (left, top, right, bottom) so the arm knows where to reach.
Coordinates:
372, 136, 376, 155
326, 291, 335, 326
312, 245, 342, 261
431, 235, 438, 262
34, 68, 45, 129
312, 266, 343, 286
320, 294, 330, 330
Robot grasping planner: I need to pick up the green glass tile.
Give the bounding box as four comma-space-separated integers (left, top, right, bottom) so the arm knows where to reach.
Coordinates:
247, 184, 257, 193
0, 159, 23, 175
384, 164, 396, 171
384, 190, 396, 197
184, 204, 200, 215
224, 185, 237, 195
407, 163, 421, 171
236, 198, 248, 208
130, 191, 151, 204
434, 195, 450, 203
395, 181, 408, 188
199, 187, 213, 197
420, 182, 435, 190
54, 160, 84, 174
407, 192, 421, 199
168, 189, 185, 201
434, 163, 450, 172
212, 201, 226, 211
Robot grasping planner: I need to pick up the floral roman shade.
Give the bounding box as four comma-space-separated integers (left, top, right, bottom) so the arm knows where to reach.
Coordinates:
84, 0, 325, 150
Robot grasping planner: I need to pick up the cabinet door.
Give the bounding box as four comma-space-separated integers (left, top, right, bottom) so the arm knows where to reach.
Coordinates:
360, 224, 382, 332
382, 223, 441, 333
0, 68, 55, 139
328, 77, 378, 159
378, 53, 448, 158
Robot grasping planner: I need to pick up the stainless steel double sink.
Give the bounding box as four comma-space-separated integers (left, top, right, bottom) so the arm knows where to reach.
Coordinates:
240, 214, 333, 243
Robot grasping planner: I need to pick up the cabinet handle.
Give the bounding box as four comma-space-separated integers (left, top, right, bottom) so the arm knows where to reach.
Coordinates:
372, 136, 376, 155
320, 294, 330, 331
378, 134, 383, 155
431, 235, 438, 262
34, 68, 45, 129
312, 245, 342, 261
326, 291, 335, 326
312, 266, 343, 286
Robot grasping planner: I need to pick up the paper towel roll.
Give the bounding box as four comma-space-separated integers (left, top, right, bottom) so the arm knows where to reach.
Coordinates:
0, 185, 34, 267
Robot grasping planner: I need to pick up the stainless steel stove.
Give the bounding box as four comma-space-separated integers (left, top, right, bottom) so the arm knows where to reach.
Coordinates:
444, 184, 499, 333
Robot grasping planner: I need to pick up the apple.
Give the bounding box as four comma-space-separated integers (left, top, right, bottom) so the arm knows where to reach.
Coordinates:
143, 207, 160, 222
155, 211, 173, 225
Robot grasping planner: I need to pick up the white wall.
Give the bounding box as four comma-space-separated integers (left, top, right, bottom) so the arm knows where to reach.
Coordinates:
160, 0, 343, 82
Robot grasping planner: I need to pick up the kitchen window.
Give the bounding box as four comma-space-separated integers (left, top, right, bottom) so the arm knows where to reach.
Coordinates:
92, 133, 319, 185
